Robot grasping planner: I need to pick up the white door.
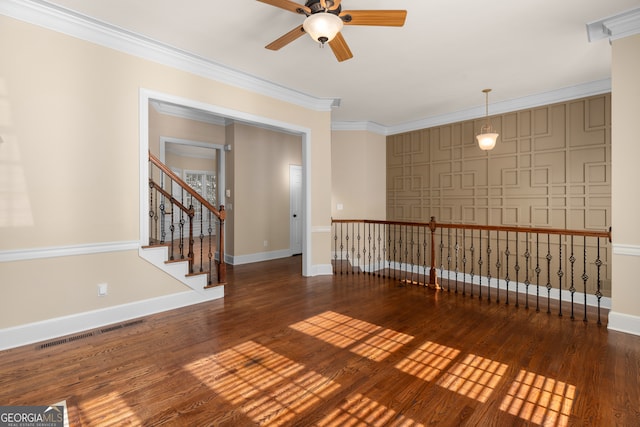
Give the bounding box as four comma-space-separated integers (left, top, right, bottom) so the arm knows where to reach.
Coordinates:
290, 165, 303, 255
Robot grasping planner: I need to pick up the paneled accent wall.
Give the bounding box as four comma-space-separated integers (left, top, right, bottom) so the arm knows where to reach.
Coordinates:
387, 94, 611, 295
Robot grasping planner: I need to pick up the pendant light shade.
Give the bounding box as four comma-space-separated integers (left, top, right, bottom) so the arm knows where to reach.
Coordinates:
476, 89, 498, 151
303, 13, 344, 44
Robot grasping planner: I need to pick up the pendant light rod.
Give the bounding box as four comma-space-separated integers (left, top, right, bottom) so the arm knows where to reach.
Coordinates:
476, 88, 498, 151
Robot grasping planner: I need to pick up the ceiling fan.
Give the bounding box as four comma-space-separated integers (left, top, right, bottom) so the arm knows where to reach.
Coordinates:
257, 0, 407, 62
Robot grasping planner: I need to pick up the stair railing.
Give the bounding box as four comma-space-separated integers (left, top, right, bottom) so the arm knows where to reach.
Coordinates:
332, 217, 611, 325
148, 151, 226, 286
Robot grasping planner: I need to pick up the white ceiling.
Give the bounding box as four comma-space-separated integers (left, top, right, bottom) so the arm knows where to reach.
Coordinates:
25, 0, 640, 129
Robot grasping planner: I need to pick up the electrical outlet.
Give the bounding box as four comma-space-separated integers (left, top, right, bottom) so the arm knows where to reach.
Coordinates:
98, 283, 108, 296
264, 240, 268, 247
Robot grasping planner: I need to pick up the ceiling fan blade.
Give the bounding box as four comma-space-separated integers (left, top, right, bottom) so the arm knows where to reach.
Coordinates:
320, 0, 327, 8
329, 32, 353, 62
340, 10, 407, 26
257, 0, 310, 14
266, 25, 306, 50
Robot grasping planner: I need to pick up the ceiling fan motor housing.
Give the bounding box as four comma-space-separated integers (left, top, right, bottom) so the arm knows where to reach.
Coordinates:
305, 0, 341, 15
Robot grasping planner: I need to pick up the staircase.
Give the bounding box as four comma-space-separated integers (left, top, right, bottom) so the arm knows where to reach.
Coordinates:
142, 152, 227, 299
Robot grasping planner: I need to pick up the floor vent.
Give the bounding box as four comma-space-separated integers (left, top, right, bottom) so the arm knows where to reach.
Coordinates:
100, 324, 123, 334
37, 319, 145, 350
39, 338, 68, 349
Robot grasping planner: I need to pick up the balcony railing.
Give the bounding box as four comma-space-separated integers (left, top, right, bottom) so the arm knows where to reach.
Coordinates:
332, 217, 611, 324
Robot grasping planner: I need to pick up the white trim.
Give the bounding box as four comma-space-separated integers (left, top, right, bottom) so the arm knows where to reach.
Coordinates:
0, 240, 138, 262
608, 311, 640, 337
0, 288, 223, 351
312, 225, 332, 233
229, 249, 293, 266
140, 88, 313, 277
311, 264, 334, 276
612, 243, 640, 257
0, 0, 338, 113
586, 7, 640, 42
333, 79, 613, 136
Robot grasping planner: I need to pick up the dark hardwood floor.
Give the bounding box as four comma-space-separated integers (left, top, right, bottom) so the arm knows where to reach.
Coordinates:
1, 256, 639, 426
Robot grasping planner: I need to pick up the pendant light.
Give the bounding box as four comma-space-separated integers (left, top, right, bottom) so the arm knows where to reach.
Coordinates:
476, 89, 499, 151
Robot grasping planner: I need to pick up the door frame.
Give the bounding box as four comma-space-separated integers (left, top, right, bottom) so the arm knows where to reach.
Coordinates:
139, 88, 312, 276
289, 164, 303, 255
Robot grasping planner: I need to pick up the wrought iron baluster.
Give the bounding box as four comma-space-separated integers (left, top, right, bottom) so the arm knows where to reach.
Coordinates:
505, 231, 510, 305
514, 232, 520, 307
582, 235, 589, 322
439, 228, 445, 289
569, 235, 576, 320
596, 237, 603, 325
557, 234, 564, 317
367, 223, 372, 275
470, 229, 475, 298
351, 222, 356, 274
478, 231, 483, 300
207, 211, 213, 285
535, 233, 541, 312
340, 223, 345, 275
410, 226, 416, 284
423, 225, 428, 286
546, 234, 552, 314
446, 228, 452, 292
495, 231, 501, 304
454, 228, 459, 294
199, 204, 204, 273
462, 229, 467, 296
333, 223, 338, 274
524, 232, 530, 309
486, 230, 492, 302
356, 222, 362, 274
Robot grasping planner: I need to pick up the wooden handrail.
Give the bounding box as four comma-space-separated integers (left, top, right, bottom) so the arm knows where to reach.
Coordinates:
148, 151, 226, 285
148, 180, 194, 216
149, 151, 225, 221
331, 218, 611, 240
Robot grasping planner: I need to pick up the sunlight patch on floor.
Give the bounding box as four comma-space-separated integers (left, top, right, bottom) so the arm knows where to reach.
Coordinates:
185, 340, 339, 425
436, 354, 508, 403
76, 391, 141, 425
290, 311, 414, 361
499, 369, 575, 426
317, 393, 425, 427
395, 340, 461, 381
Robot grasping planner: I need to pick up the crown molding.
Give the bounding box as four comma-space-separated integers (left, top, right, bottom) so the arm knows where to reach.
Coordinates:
586, 7, 640, 42
0, 0, 338, 112
332, 79, 612, 136
331, 121, 388, 135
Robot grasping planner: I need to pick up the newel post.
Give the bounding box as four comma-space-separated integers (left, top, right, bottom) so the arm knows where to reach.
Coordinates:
217, 205, 227, 284
429, 216, 441, 290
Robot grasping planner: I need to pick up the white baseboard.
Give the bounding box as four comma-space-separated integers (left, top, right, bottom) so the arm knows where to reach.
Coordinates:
0, 288, 223, 351
310, 264, 333, 276
608, 311, 640, 337
229, 249, 293, 265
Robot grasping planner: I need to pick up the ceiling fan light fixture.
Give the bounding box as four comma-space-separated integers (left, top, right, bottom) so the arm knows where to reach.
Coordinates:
476, 88, 498, 151
303, 12, 343, 44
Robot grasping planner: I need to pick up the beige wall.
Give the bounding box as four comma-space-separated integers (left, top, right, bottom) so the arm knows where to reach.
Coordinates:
148, 106, 226, 154
0, 15, 332, 330
611, 34, 640, 322
226, 123, 302, 256
331, 130, 387, 220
